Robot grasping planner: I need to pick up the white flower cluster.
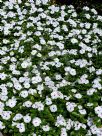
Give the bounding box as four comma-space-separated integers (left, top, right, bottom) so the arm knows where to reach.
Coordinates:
0, 0, 102, 135
95, 106, 102, 119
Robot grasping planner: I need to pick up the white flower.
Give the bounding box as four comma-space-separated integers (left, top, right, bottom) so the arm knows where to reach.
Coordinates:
71, 89, 77, 93
69, 68, 76, 76
31, 50, 37, 55
17, 0, 22, 4
66, 121, 72, 130
56, 42, 64, 50
37, 84, 44, 91
51, 91, 58, 99
0, 121, 5, 129
32, 117, 41, 127
62, 50, 68, 55
79, 109, 86, 115
85, 14, 91, 19
19, 77, 25, 83
35, 31, 41, 36
87, 118, 93, 127
88, 66, 95, 73
32, 76, 42, 84
0, 102, 4, 110
14, 83, 22, 91
10, 57, 17, 62
62, 25, 68, 31
66, 102, 76, 112
85, 23, 91, 29
61, 131, 67, 136
33, 44, 42, 50
13, 114, 23, 121
72, 12, 77, 17
17, 123, 25, 133
42, 125, 50, 132
23, 82, 30, 89
88, 53, 92, 58
1, 87, 8, 95
78, 74, 89, 84
90, 125, 99, 135
20, 91, 28, 98
95, 106, 102, 118
55, 61, 62, 68
74, 93, 82, 99
9, 64, 16, 71
32, 134, 37, 136
81, 124, 86, 129
55, 115, 66, 127
0, 73, 6, 80
87, 103, 93, 107
48, 51, 55, 57
23, 101, 32, 107
81, 29, 87, 34
28, 89, 37, 95
1, 111, 12, 120
79, 49, 87, 55
32, 101, 44, 111
96, 69, 102, 75
74, 122, 81, 130
38, 102, 44, 111
64, 67, 71, 72
23, 115, 31, 123
87, 88, 97, 96
0, 95, 8, 101
45, 97, 52, 105
50, 105, 57, 112
21, 61, 28, 68
78, 105, 82, 109
55, 74, 62, 80
6, 97, 17, 108
86, 130, 92, 136
61, 5, 65, 10
71, 38, 78, 44
83, 6, 89, 11
3, 39, 9, 44
91, 8, 97, 14
40, 38, 46, 45
68, 19, 77, 27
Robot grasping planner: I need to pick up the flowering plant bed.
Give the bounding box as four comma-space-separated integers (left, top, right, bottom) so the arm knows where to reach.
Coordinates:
0, 0, 102, 136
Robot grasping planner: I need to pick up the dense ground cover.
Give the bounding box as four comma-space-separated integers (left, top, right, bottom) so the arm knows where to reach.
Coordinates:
0, 0, 102, 136
51, 0, 102, 15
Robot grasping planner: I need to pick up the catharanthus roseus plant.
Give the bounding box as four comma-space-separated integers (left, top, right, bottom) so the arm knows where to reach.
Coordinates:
0, 0, 102, 136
